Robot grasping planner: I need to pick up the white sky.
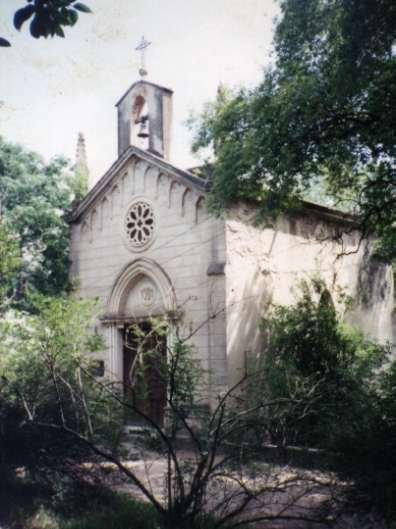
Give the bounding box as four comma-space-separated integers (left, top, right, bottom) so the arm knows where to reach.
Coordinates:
0, 0, 279, 186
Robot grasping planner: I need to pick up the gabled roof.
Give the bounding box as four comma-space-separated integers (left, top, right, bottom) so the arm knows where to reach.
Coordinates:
69, 144, 356, 227
298, 200, 357, 226
69, 146, 209, 223
115, 80, 173, 107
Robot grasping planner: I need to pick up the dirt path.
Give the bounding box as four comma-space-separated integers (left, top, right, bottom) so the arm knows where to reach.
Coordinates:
96, 451, 387, 529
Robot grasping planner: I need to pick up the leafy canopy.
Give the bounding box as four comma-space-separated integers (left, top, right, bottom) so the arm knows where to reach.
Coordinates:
0, 136, 82, 305
191, 0, 396, 260
0, 220, 22, 314
0, 0, 92, 47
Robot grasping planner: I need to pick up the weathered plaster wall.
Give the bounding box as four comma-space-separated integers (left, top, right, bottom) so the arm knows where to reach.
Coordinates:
225, 203, 394, 386
70, 182, 394, 395
70, 156, 227, 396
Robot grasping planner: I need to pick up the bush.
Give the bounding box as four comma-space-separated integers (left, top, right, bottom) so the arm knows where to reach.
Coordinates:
248, 280, 388, 448
0, 294, 123, 484
0, 477, 160, 529
246, 280, 396, 518
338, 360, 396, 521
54, 482, 221, 529
58, 486, 160, 529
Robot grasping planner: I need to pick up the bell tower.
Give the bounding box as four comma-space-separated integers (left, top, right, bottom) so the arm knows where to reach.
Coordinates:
116, 80, 173, 159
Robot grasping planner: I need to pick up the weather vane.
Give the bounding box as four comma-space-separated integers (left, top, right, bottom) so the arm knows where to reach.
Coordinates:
135, 36, 151, 78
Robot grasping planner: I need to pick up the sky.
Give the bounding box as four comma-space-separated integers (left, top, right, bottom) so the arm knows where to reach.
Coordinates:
0, 0, 279, 186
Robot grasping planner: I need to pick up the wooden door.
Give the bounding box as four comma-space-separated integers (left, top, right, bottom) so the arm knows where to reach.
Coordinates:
123, 321, 167, 426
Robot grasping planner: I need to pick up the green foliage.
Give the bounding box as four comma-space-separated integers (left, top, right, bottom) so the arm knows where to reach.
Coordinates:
0, 474, 50, 529
1, 304, 346, 528
0, 219, 21, 314
249, 280, 389, 448
191, 0, 396, 260
0, 294, 102, 383
247, 279, 396, 518
1, 0, 92, 47
0, 479, 159, 529
262, 281, 352, 379
168, 340, 203, 410
125, 318, 203, 416
73, 165, 89, 200
338, 360, 396, 520
0, 137, 80, 305
0, 294, 123, 478
59, 488, 160, 529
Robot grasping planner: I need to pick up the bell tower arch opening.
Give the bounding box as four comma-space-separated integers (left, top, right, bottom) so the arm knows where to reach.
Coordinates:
116, 80, 173, 159
131, 95, 150, 151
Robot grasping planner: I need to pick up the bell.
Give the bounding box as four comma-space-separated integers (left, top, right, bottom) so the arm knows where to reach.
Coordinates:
137, 114, 149, 139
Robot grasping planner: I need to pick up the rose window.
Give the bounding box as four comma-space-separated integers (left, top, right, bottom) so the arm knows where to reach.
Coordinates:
124, 201, 155, 248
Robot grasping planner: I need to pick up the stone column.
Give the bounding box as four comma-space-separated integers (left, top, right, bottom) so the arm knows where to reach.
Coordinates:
108, 323, 123, 382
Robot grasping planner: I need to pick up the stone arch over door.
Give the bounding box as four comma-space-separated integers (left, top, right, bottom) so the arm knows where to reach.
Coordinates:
105, 258, 176, 381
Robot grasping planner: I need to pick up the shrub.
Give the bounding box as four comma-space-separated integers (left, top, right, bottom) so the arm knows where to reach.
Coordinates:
58, 486, 160, 529
246, 280, 395, 518
338, 360, 396, 521
0, 294, 123, 484
247, 280, 388, 449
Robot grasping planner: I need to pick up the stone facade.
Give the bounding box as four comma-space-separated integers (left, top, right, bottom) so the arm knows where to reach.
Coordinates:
69, 147, 228, 396
69, 79, 394, 405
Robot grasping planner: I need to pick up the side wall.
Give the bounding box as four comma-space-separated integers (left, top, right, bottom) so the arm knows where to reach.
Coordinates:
69, 157, 228, 397
225, 203, 395, 386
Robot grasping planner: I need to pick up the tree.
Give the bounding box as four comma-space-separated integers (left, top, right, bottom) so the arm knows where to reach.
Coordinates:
0, 294, 118, 489
0, 220, 21, 314
1, 306, 340, 529
0, 137, 81, 306
191, 0, 396, 260
0, 0, 92, 47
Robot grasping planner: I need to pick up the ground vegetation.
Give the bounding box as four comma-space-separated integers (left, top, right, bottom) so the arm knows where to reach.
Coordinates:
245, 280, 396, 521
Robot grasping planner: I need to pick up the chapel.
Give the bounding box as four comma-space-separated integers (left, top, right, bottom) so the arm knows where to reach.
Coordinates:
69, 77, 395, 420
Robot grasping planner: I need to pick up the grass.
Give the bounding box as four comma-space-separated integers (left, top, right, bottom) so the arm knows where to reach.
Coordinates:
59, 492, 160, 529
0, 473, 160, 529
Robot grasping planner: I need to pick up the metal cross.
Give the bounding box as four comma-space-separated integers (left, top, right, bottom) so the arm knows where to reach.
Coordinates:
135, 36, 151, 77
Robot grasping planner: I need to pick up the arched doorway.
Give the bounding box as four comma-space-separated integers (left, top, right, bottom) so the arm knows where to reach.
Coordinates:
105, 258, 176, 425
